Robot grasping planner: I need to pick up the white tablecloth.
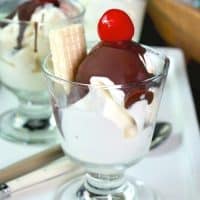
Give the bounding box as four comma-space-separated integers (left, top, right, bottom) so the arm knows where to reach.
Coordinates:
0, 48, 200, 200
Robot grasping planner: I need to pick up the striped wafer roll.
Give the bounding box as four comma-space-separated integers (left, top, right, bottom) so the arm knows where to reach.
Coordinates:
49, 24, 86, 83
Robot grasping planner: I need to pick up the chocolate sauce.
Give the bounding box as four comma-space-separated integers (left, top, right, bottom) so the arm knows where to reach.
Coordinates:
16, 0, 41, 49
75, 41, 154, 108
0, 0, 60, 50
34, 22, 38, 52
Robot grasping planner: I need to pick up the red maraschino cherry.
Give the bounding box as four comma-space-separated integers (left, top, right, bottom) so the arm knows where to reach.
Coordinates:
98, 9, 135, 42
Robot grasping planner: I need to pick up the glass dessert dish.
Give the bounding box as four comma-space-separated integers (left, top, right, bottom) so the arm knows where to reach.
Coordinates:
42, 47, 169, 199
0, 0, 85, 144
42, 8, 169, 199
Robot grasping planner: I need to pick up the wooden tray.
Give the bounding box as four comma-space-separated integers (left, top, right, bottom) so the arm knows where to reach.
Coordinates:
147, 0, 200, 63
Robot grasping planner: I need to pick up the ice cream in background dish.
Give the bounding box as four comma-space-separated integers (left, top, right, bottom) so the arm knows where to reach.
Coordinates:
49, 9, 163, 165
0, 0, 83, 92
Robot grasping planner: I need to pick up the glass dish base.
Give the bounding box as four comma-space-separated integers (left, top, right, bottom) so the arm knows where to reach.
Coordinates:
55, 176, 159, 200
0, 109, 58, 144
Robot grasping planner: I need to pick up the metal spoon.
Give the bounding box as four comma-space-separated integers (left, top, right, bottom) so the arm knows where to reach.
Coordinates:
151, 122, 172, 149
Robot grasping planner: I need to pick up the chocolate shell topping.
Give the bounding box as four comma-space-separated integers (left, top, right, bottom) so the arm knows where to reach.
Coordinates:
75, 41, 154, 108
76, 41, 150, 84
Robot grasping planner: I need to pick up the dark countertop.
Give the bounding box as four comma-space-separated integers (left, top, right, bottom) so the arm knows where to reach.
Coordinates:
140, 14, 200, 125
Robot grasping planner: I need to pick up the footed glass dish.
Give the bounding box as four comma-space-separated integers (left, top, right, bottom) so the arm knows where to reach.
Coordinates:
0, 0, 85, 144
42, 46, 169, 199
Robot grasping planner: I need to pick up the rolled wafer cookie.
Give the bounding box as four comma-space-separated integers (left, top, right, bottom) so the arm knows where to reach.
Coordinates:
49, 24, 86, 84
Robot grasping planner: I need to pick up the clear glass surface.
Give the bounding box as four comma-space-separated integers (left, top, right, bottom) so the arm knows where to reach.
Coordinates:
180, 0, 200, 7
0, 0, 85, 144
42, 46, 169, 199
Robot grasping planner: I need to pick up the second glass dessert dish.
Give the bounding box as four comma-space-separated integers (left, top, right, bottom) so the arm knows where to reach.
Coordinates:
42, 9, 169, 200
0, 0, 85, 144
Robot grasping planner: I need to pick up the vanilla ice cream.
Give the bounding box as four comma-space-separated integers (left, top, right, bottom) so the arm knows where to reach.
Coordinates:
0, 0, 83, 92
59, 77, 156, 165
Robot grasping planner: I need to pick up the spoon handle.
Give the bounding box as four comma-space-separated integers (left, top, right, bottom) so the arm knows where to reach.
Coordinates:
0, 144, 64, 183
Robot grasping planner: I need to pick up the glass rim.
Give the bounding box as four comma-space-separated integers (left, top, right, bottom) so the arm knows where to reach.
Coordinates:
42, 46, 170, 89
0, 0, 85, 25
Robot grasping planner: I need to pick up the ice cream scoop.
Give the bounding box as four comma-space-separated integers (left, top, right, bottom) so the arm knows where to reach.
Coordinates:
0, 0, 82, 92
75, 9, 154, 108
49, 9, 157, 139
0, 0, 85, 145
0, 0, 60, 49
